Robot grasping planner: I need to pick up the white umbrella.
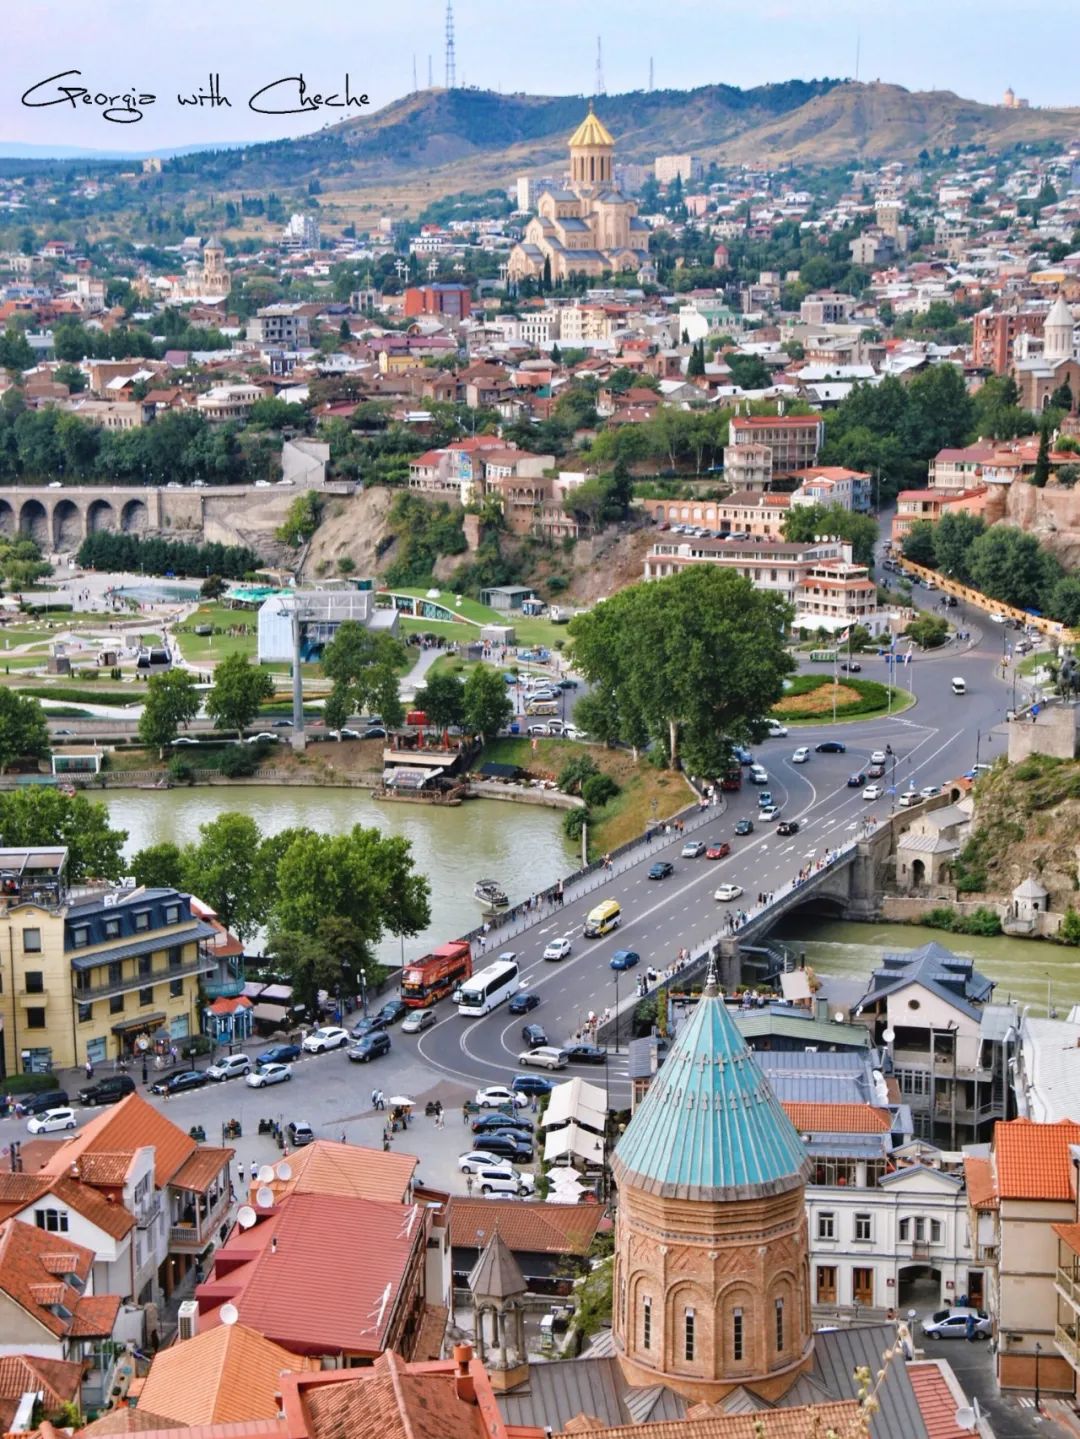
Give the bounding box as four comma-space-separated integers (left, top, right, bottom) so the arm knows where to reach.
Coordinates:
387, 1096, 414, 1108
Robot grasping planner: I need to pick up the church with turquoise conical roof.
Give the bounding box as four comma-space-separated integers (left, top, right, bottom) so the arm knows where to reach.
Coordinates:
610, 962, 814, 1403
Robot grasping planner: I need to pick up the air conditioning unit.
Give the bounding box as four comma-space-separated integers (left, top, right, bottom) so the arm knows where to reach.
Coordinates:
177, 1299, 198, 1340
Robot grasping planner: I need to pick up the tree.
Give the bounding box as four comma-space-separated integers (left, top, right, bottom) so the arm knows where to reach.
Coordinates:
687, 340, 705, 378
725, 353, 771, 391
275, 491, 323, 547
930, 509, 986, 585
1050, 380, 1074, 414
137, 669, 201, 757
568, 567, 794, 773
323, 683, 352, 736
905, 614, 949, 649
321, 621, 405, 729
1048, 576, 1080, 628
0, 789, 126, 881
1030, 421, 1052, 488
968, 526, 1061, 611
206, 652, 275, 740
182, 813, 270, 942
782, 504, 878, 567
0, 690, 50, 774
130, 842, 185, 890
415, 669, 464, 733
901, 521, 937, 569
461, 664, 513, 739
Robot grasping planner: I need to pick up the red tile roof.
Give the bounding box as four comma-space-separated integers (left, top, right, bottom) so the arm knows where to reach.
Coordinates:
1054, 1221, 1080, 1258
963, 1156, 998, 1211
783, 1101, 891, 1134
993, 1118, 1080, 1201
42, 1092, 196, 1188
171, 1148, 233, 1194
0, 1354, 83, 1404
550, 1404, 859, 1438
0, 1218, 100, 1338
265, 1139, 415, 1205
447, 1201, 604, 1256
907, 1362, 971, 1439
137, 1323, 318, 1425
69, 1292, 122, 1337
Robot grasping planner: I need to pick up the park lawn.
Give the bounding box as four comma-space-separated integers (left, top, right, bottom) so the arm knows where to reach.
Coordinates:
380, 586, 569, 651
479, 738, 692, 857
1018, 649, 1053, 677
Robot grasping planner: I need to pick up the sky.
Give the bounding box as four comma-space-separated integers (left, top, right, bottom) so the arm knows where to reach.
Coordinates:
0, 0, 1076, 152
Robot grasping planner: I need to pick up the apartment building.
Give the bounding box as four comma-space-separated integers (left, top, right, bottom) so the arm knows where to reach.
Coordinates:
195, 384, 263, 424
799, 292, 856, 326
972, 304, 1047, 374
727, 413, 825, 476
722, 442, 772, 492
247, 305, 311, 348
892, 486, 989, 544
643, 491, 791, 538
403, 282, 472, 321
0, 848, 217, 1075
794, 555, 880, 633
654, 155, 702, 184
790, 466, 873, 512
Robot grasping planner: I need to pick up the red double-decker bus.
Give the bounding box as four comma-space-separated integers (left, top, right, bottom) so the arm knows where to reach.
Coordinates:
720, 766, 742, 792
400, 939, 473, 1008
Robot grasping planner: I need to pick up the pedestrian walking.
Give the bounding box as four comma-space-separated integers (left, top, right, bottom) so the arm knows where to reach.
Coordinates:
371, 1088, 378, 1110
463, 1102, 470, 1126
249, 1160, 258, 1181
465, 1172, 474, 1196
85, 1058, 94, 1080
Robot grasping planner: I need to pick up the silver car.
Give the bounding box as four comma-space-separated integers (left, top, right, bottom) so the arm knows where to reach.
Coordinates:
921, 1308, 992, 1340
401, 1009, 437, 1034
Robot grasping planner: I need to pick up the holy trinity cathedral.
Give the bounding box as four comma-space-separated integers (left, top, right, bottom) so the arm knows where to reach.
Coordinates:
507, 106, 652, 282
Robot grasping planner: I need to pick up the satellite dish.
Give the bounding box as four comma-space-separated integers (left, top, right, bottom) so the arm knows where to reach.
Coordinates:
257, 1164, 276, 1185
954, 1408, 976, 1432
220, 1303, 239, 1327
832, 1012, 845, 1023
236, 1205, 257, 1230
276, 1161, 293, 1181
255, 1185, 275, 1208
883, 1027, 897, 1044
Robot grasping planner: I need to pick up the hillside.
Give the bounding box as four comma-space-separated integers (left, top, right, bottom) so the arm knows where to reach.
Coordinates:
157, 79, 1079, 208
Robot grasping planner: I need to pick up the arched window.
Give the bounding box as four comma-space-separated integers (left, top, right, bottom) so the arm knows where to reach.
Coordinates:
775, 1297, 784, 1352
732, 1306, 744, 1361
642, 1295, 652, 1350
684, 1307, 696, 1361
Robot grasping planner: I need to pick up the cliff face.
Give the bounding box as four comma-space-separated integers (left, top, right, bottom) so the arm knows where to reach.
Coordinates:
1003, 482, 1080, 571
958, 756, 1080, 912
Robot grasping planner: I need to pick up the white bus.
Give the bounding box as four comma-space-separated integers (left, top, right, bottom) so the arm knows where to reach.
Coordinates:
457, 955, 520, 1017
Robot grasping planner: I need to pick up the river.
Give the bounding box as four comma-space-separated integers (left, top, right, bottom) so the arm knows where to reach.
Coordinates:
772, 916, 1079, 1018
102, 788, 570, 966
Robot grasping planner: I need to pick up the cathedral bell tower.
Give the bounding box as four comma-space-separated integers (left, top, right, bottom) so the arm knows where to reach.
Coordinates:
568, 102, 615, 196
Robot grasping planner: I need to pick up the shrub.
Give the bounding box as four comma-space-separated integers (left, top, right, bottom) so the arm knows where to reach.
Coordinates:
166, 757, 193, 783
5, 1072, 61, 1095
1059, 908, 1080, 946
558, 754, 599, 795
581, 772, 620, 808
181, 1034, 212, 1057
563, 807, 588, 841
219, 746, 259, 777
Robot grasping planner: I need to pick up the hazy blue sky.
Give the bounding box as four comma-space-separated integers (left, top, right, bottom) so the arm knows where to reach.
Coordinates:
1, 0, 1075, 151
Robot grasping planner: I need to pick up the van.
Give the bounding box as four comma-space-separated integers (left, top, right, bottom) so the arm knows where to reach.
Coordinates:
749, 764, 769, 784
476, 1165, 536, 1198
526, 701, 559, 716
206, 1053, 252, 1082
584, 899, 622, 938
951, 677, 966, 695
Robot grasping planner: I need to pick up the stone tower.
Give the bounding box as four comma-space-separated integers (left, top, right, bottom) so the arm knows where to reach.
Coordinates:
610, 963, 813, 1404
568, 103, 615, 196
468, 1230, 528, 1392
201, 236, 231, 298
1044, 294, 1075, 364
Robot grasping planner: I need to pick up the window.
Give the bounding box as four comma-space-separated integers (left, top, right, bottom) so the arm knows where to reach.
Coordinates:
138, 955, 152, 979
75, 971, 91, 994
133, 911, 150, 932
775, 1298, 784, 1351
77, 1002, 92, 1023
169, 979, 183, 999
732, 1307, 744, 1361
35, 1209, 68, 1233
642, 1296, 652, 1350
684, 1307, 695, 1362
817, 1211, 835, 1240
110, 994, 124, 1015
22, 928, 41, 953
816, 1266, 837, 1305
108, 962, 122, 988
168, 946, 182, 971
899, 1218, 910, 1242
854, 1213, 872, 1242
26, 1007, 45, 1029
71, 926, 89, 948
853, 1267, 874, 1306
24, 971, 43, 994
897, 1068, 930, 1098
931, 1219, 943, 1244
164, 905, 180, 926
139, 986, 154, 1006
104, 918, 121, 939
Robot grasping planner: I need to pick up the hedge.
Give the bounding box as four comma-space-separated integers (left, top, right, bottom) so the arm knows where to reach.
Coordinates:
771, 674, 893, 720
20, 687, 137, 707
5, 1072, 61, 1095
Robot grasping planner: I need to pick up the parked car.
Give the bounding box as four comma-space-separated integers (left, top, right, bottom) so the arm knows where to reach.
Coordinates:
27, 1107, 78, 1134
647, 860, 674, 880
508, 991, 541, 1015
518, 1045, 568, 1071
522, 1023, 548, 1048
510, 1074, 554, 1098
898, 789, 922, 808
77, 1075, 133, 1107
474, 1165, 536, 1198
767, 722, 788, 738
172, 735, 200, 745
401, 1008, 437, 1034
21, 1089, 70, 1116
370, 999, 407, 1029
705, 841, 731, 860
459, 1150, 505, 1174
792, 747, 810, 763
302, 1026, 349, 1054
246, 1062, 292, 1088
256, 1044, 301, 1067
362, 727, 386, 740
777, 820, 800, 836
565, 1043, 607, 1065
244, 732, 280, 744
471, 1113, 534, 1138
920, 785, 940, 799
150, 1069, 208, 1097
714, 883, 743, 902
734, 818, 754, 836
287, 1121, 315, 1147
475, 1086, 530, 1109
467, 1129, 534, 1160
206, 1054, 251, 1082
816, 740, 847, 754
347, 1033, 392, 1063
681, 840, 707, 858
846, 772, 867, 788
543, 936, 573, 961
921, 1308, 992, 1340
609, 949, 640, 971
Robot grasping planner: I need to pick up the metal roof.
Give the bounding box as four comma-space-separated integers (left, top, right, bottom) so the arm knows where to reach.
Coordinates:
495, 1354, 686, 1431
810, 1326, 929, 1439
734, 1013, 871, 1048
857, 941, 994, 1022
69, 921, 218, 971
467, 1230, 525, 1301
612, 977, 810, 1202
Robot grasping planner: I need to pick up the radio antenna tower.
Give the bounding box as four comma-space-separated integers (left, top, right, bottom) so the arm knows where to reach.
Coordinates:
445, 0, 456, 90
595, 36, 606, 96
648, 56, 654, 92
412, 55, 418, 92
427, 55, 433, 89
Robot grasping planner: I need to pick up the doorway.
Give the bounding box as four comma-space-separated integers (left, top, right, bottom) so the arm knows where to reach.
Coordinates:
898, 1265, 942, 1311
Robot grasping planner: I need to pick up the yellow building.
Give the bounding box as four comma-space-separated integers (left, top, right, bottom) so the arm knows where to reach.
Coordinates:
0, 848, 217, 1075
508, 106, 651, 283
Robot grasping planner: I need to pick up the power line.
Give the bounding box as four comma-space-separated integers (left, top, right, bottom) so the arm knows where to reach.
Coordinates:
445, 0, 456, 91
595, 36, 605, 97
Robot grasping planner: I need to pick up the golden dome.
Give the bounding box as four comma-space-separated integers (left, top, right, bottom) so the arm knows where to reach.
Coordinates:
568, 104, 614, 150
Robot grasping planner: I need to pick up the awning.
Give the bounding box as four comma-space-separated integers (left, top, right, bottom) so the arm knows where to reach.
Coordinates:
259, 984, 293, 1002
544, 1123, 604, 1167
543, 1077, 607, 1134
111, 1012, 166, 1033
251, 1002, 289, 1023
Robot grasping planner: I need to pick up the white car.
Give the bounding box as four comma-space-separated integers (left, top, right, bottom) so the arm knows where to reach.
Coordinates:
401, 1009, 437, 1034
862, 784, 883, 801
245, 732, 280, 744
206, 1053, 251, 1081
758, 804, 781, 821
768, 723, 788, 738
714, 883, 744, 902
475, 1086, 530, 1109
920, 785, 940, 799
792, 747, 810, 764
543, 936, 573, 961
172, 735, 200, 745
898, 789, 921, 808
254, 479, 272, 488
870, 750, 887, 765
518, 1046, 569, 1070
527, 723, 551, 736
27, 1107, 77, 1134
989, 612, 1007, 624
562, 724, 587, 740
302, 1026, 350, 1054
245, 1062, 292, 1088
459, 1150, 502, 1173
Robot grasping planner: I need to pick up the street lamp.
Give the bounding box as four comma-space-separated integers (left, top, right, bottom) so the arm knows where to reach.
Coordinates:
1035, 1340, 1042, 1412
359, 968, 368, 1018
613, 968, 620, 1053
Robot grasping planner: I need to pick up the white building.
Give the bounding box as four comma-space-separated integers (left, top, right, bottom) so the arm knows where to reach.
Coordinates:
281, 213, 320, 251
256, 588, 398, 663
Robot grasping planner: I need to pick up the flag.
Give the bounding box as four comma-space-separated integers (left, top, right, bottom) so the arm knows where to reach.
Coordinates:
836, 626, 851, 646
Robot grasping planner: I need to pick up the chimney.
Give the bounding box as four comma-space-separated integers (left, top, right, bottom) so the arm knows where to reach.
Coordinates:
452, 1343, 476, 1404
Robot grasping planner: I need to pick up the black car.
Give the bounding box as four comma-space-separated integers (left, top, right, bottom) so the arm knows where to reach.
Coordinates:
816, 740, 847, 754
256, 1043, 302, 1067
846, 772, 867, 788
350, 1018, 379, 1039
734, 818, 754, 836
565, 1043, 608, 1065
522, 1023, 548, 1048
20, 1088, 70, 1116
647, 860, 674, 880
150, 1069, 208, 1097
777, 820, 800, 837
78, 1074, 135, 1107
508, 991, 541, 1015
370, 999, 407, 1030
511, 1074, 554, 1097
348, 1032, 392, 1063
362, 726, 387, 740
471, 1113, 534, 1138
839, 661, 862, 673
475, 1132, 534, 1162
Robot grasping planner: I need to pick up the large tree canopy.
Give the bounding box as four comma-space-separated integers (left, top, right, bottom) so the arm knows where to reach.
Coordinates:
567, 568, 794, 775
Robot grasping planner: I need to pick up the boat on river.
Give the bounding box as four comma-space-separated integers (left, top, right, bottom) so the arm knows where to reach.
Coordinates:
474, 878, 509, 911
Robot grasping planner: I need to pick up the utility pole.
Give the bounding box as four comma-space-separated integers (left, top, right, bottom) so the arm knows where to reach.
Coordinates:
648, 57, 654, 92
412, 55, 417, 92
427, 55, 433, 89
444, 0, 456, 90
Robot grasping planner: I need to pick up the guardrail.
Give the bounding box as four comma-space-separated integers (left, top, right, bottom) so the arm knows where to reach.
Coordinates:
898, 557, 1076, 642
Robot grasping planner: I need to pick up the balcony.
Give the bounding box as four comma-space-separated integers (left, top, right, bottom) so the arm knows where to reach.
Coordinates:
168, 1189, 230, 1252
204, 978, 245, 1000
1056, 1266, 1080, 1315
73, 954, 215, 1001
1056, 1323, 1080, 1373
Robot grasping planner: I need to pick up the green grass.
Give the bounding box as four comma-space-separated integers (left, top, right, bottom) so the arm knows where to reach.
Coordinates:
772, 673, 913, 724
1018, 649, 1053, 677
379, 586, 568, 650
173, 602, 259, 664
17, 685, 140, 705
